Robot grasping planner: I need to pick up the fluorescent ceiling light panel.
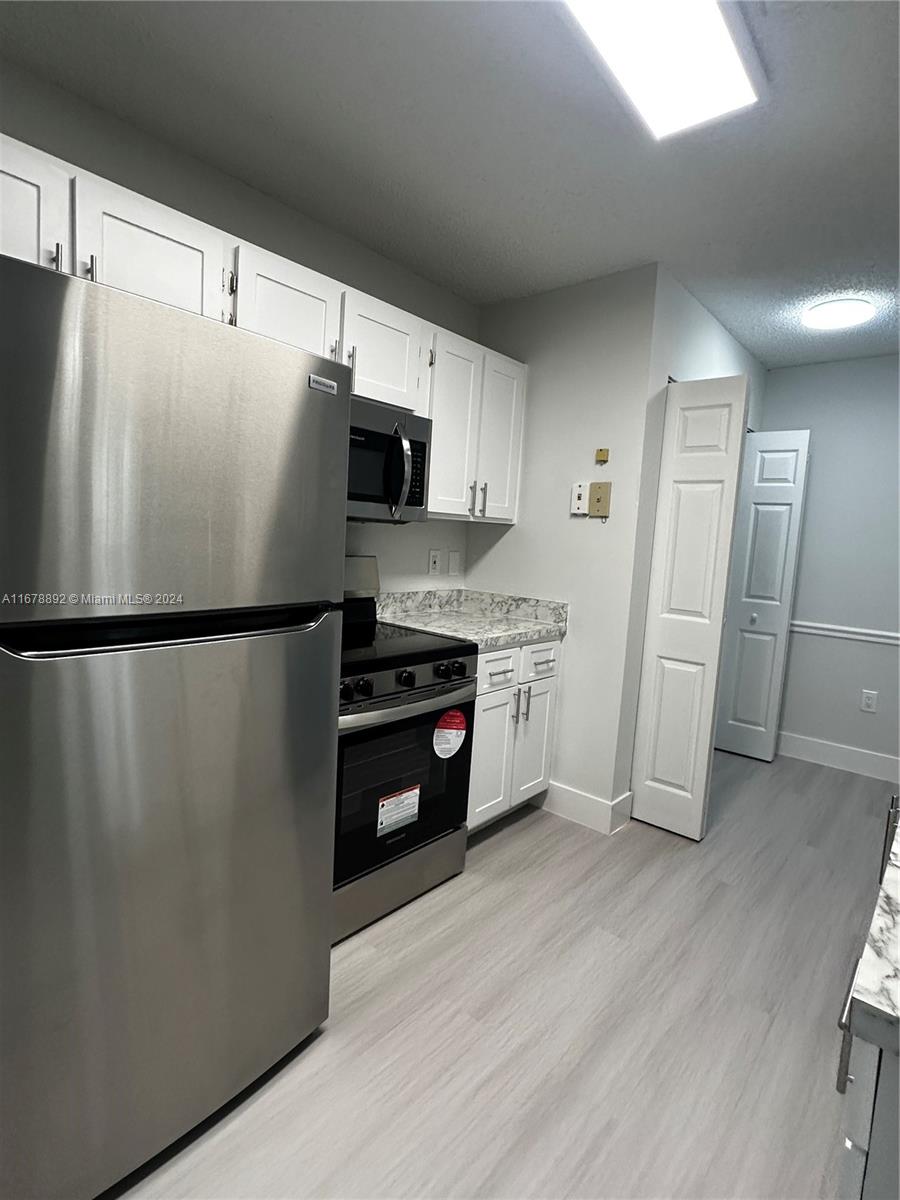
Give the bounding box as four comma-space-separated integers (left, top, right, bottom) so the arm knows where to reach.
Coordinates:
566, 0, 758, 139
801, 297, 876, 331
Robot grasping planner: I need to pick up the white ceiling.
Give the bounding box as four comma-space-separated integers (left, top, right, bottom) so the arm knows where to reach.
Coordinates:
0, 1, 896, 367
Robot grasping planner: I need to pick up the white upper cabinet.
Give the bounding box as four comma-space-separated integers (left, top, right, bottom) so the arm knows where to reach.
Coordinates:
0, 135, 70, 271
233, 243, 343, 359
426, 336, 526, 524
477, 352, 525, 522
74, 174, 225, 317
426, 330, 483, 518
341, 289, 426, 413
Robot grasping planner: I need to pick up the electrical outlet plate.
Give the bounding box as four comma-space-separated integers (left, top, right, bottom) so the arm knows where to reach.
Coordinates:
428, 549, 443, 576
447, 550, 461, 577
860, 690, 878, 713
588, 481, 611, 518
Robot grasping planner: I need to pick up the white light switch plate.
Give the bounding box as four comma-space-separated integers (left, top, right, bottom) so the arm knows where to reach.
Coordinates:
570, 482, 589, 515
428, 548, 443, 576
860, 689, 878, 713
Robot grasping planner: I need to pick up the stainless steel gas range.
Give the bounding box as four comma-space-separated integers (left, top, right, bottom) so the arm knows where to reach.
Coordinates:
333, 563, 477, 942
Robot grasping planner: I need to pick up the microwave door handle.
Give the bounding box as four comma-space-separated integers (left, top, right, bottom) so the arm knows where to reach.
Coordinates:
389, 423, 413, 519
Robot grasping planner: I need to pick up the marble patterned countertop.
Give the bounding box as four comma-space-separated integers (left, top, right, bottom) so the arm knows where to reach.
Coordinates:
376, 588, 568, 651
851, 821, 899, 1050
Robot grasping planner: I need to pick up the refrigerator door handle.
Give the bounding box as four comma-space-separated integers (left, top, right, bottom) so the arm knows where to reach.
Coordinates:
0, 610, 336, 661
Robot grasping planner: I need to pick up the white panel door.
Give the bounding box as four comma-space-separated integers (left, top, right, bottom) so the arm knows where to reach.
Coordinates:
74, 174, 225, 316
511, 677, 557, 804
0, 135, 70, 270
341, 289, 425, 413
468, 686, 516, 830
715, 430, 810, 761
233, 243, 343, 358
476, 352, 526, 522
631, 376, 748, 840
427, 330, 483, 518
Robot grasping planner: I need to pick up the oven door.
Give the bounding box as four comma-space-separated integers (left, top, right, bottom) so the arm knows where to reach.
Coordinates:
335, 686, 475, 886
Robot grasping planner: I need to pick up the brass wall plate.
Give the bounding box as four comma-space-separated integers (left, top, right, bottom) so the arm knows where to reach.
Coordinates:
594, 448, 609, 464
588, 481, 611, 518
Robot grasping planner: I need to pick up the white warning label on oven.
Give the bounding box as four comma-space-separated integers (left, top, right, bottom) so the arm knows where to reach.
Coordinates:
433, 709, 467, 759
377, 785, 420, 836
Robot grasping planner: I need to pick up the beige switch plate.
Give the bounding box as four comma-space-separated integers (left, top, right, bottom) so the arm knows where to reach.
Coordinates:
594, 448, 609, 464
588, 481, 611, 518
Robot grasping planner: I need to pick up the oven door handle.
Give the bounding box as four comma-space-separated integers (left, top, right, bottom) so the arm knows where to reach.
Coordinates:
389, 422, 413, 520
339, 683, 475, 732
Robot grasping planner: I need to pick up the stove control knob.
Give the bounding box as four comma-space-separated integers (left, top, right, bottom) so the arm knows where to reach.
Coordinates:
434, 662, 453, 680
450, 660, 467, 678
354, 677, 374, 698
339, 681, 355, 704
397, 669, 416, 688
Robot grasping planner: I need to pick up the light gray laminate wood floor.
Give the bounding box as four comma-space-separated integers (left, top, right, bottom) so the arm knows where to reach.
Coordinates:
121, 753, 889, 1200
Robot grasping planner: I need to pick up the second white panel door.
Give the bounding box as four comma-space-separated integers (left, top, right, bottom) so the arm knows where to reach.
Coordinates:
427, 330, 483, 518
511, 677, 557, 804
234, 244, 343, 359
341, 289, 425, 413
74, 174, 225, 317
477, 352, 525, 522
0, 135, 70, 271
468, 687, 516, 830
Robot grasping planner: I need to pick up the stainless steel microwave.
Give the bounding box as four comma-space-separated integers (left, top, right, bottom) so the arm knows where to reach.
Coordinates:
346, 396, 432, 523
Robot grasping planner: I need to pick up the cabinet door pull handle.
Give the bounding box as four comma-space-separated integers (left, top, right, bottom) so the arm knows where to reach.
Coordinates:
836, 957, 861, 1093
347, 344, 358, 392
512, 687, 521, 724
51, 242, 63, 272
468, 480, 478, 516
489, 668, 513, 677
523, 684, 532, 721
480, 481, 488, 516
532, 658, 556, 667
85, 253, 98, 281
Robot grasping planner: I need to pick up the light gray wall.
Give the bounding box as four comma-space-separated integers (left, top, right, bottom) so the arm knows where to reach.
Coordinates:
0, 57, 478, 336
761, 354, 899, 764
345, 521, 467, 593
470, 266, 659, 809
611, 265, 766, 798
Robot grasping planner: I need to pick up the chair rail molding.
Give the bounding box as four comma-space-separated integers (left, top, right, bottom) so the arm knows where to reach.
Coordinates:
789, 620, 900, 648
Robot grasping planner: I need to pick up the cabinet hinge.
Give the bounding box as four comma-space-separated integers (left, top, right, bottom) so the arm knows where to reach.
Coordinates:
427, 347, 435, 367
222, 310, 236, 326
222, 269, 237, 295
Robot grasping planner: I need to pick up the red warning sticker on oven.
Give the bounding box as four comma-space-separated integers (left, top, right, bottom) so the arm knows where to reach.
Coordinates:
433, 709, 467, 759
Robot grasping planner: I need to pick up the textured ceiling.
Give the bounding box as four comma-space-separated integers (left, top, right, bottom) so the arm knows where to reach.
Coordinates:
0, 1, 896, 367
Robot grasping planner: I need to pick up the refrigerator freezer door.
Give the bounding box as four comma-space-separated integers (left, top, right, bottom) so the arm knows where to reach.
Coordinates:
0, 255, 350, 621
0, 611, 340, 1199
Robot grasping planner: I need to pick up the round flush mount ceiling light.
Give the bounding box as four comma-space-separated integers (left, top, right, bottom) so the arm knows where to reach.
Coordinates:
801, 297, 876, 330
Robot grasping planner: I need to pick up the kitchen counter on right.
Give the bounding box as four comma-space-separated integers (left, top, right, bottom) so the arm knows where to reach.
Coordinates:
851, 821, 899, 1051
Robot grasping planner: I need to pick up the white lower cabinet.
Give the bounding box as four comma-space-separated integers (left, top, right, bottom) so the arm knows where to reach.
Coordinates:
468, 642, 560, 832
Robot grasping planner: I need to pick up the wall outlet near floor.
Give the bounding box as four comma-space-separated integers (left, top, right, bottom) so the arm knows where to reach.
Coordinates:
428, 548, 443, 576
447, 550, 461, 577
860, 689, 878, 713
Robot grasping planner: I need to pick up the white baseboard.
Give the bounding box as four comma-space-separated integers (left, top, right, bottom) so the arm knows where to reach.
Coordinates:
541, 781, 632, 835
777, 730, 900, 783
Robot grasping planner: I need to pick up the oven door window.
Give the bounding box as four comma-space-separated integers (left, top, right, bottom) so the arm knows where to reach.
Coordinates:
335, 701, 473, 887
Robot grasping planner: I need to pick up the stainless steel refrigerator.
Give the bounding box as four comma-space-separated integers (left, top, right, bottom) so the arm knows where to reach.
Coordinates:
0, 256, 350, 1199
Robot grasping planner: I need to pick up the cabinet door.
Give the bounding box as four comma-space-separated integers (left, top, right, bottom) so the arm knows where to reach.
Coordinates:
511, 677, 557, 805
341, 289, 425, 413
234, 243, 343, 358
427, 330, 483, 518
74, 174, 225, 317
468, 687, 516, 831
0, 136, 70, 271
476, 352, 526, 522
